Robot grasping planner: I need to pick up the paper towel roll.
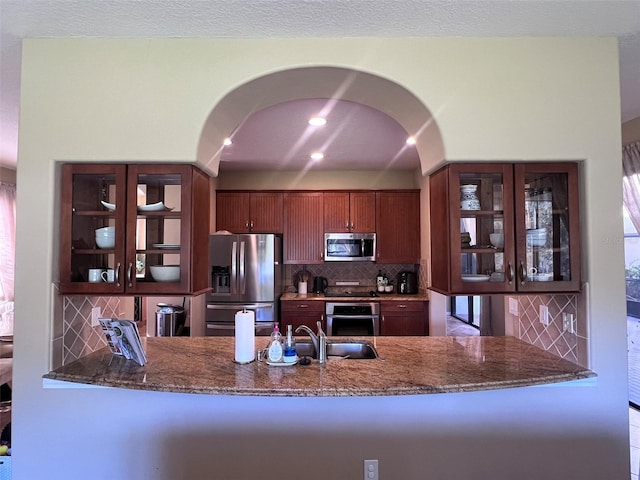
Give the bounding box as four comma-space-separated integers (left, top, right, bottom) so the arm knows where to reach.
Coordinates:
235, 310, 255, 363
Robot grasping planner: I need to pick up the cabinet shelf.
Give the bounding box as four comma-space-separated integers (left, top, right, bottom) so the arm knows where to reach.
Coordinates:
460, 210, 504, 218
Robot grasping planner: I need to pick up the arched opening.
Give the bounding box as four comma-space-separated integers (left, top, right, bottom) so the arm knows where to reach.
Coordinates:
196, 66, 444, 176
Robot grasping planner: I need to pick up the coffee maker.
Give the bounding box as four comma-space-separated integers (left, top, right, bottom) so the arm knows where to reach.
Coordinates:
397, 271, 418, 294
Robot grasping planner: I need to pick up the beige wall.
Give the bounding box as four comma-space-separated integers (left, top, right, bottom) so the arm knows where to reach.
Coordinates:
14, 37, 627, 480
623, 116, 640, 145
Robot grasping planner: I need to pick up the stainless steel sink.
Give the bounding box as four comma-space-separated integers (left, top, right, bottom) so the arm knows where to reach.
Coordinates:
294, 340, 379, 360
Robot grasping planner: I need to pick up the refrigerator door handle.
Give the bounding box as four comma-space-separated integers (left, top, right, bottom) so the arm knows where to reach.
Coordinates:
231, 241, 238, 295
239, 240, 246, 295
207, 303, 274, 310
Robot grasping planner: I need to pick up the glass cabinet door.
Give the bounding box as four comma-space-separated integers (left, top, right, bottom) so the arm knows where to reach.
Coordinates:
514, 163, 581, 292
125, 165, 191, 294
449, 163, 515, 293
59, 164, 127, 293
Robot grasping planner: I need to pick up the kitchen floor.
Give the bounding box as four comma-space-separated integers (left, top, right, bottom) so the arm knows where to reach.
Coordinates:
446, 315, 479, 336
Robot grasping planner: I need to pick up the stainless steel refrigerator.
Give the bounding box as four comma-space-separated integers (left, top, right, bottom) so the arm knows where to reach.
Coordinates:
205, 234, 282, 336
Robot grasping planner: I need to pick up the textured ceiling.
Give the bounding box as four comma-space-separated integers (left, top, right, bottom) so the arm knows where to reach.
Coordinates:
1, 0, 639, 171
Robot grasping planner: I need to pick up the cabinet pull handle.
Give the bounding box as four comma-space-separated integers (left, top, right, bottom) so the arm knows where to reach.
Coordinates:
507, 262, 515, 284
397, 304, 407, 309
127, 262, 133, 287
345, 223, 350, 231
115, 262, 121, 287
519, 261, 526, 285
298, 304, 309, 308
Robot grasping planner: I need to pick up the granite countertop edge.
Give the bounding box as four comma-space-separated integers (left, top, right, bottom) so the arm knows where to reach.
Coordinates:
43, 337, 596, 397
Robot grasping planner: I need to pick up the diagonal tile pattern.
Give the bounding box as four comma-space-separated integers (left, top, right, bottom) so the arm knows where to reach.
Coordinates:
62, 296, 124, 365
517, 294, 579, 364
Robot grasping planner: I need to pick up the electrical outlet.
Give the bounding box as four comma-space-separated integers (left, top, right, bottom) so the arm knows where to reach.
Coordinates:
539, 305, 549, 326
508, 297, 519, 316
563, 313, 575, 333
91, 307, 101, 327
364, 459, 378, 480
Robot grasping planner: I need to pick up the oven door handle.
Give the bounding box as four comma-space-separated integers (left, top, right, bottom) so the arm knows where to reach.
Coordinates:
326, 315, 379, 320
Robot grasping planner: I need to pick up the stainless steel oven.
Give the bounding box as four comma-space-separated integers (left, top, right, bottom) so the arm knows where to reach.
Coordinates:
325, 302, 380, 336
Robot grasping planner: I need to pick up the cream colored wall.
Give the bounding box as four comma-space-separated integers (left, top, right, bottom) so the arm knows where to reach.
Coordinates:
14, 38, 627, 480
215, 169, 419, 190
623, 116, 640, 145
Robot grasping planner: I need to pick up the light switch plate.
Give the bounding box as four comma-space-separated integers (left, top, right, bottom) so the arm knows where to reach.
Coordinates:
91, 307, 101, 327
539, 305, 549, 326
563, 313, 575, 333
508, 297, 518, 316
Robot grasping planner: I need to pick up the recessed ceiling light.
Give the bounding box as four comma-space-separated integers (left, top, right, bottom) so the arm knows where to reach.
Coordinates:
308, 116, 327, 126
223, 138, 233, 146
310, 152, 324, 161
406, 136, 416, 145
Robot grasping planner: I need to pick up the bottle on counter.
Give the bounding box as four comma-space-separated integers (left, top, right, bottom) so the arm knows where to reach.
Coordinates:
267, 322, 283, 362
283, 324, 297, 363
377, 270, 384, 288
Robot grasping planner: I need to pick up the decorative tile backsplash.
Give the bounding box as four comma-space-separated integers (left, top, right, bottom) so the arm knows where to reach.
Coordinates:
54, 295, 134, 368
284, 263, 419, 291
508, 293, 588, 367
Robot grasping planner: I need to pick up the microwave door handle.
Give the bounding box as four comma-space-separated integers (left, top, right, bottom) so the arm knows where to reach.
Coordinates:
231, 241, 238, 295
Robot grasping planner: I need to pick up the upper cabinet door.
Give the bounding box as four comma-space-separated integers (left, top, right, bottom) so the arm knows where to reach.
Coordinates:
59, 164, 128, 294
376, 191, 420, 264
349, 192, 376, 232
324, 192, 351, 232
446, 163, 516, 294
513, 163, 581, 292
216, 192, 250, 232
249, 192, 283, 233
283, 192, 324, 264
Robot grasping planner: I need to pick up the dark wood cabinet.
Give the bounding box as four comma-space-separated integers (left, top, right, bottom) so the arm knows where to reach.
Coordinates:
280, 301, 325, 333
380, 301, 429, 336
324, 192, 376, 233
216, 191, 283, 233
283, 192, 324, 264
429, 162, 581, 294
375, 191, 421, 264
59, 163, 210, 295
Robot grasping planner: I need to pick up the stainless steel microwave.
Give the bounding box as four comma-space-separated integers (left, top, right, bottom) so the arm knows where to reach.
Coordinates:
324, 233, 376, 262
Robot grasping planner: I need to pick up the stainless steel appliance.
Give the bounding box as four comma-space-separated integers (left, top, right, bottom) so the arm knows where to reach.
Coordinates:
205, 234, 282, 336
324, 233, 376, 262
313, 276, 328, 294
156, 303, 186, 337
398, 271, 418, 294
326, 302, 380, 336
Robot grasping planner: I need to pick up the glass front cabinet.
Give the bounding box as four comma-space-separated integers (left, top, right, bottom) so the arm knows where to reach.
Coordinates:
429, 162, 581, 294
59, 163, 210, 295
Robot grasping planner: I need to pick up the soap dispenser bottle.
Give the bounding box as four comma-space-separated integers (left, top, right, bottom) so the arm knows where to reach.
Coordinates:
267, 323, 283, 362
283, 324, 297, 363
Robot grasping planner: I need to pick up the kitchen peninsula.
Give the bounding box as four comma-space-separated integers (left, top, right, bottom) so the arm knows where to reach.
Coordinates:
43, 336, 595, 396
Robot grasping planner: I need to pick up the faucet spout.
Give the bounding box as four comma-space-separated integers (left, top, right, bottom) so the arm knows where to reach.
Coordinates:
295, 325, 319, 356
